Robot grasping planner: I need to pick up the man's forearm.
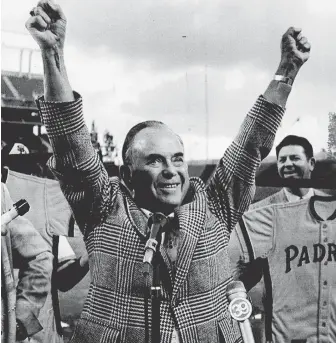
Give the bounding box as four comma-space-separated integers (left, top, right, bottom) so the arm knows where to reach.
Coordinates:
42, 47, 74, 102
263, 60, 301, 108
264, 27, 310, 108
263, 79, 292, 109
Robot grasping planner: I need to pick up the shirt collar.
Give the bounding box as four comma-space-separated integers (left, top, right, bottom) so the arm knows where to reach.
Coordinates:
140, 208, 174, 220
140, 208, 152, 218
284, 187, 314, 202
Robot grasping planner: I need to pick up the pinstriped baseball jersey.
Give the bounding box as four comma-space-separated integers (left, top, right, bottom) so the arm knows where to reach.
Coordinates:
36, 93, 284, 343
231, 196, 336, 343
5, 170, 76, 343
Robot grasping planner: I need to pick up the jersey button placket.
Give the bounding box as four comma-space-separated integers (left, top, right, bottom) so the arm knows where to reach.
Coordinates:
320, 221, 329, 340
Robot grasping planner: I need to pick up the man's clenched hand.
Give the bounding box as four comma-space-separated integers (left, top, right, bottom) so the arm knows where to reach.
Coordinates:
276, 27, 311, 81
281, 27, 311, 67
25, 0, 66, 51
25, 0, 73, 101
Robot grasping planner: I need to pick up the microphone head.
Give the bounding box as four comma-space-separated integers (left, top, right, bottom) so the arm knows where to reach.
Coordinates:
150, 212, 168, 226
14, 199, 30, 216
148, 213, 168, 238
226, 281, 252, 321
226, 280, 247, 299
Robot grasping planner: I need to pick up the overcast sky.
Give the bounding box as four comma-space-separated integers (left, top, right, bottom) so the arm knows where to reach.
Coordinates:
2, 0, 336, 161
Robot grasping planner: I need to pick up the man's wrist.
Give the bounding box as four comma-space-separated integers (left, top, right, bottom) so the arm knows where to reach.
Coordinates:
41, 46, 65, 73
273, 75, 293, 86
41, 46, 64, 59
275, 61, 301, 84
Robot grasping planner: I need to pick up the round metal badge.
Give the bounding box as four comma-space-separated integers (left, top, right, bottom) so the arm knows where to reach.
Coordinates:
228, 297, 252, 321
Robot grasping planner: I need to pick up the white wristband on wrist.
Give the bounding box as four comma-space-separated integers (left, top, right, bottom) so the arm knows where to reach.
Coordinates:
274, 74, 293, 86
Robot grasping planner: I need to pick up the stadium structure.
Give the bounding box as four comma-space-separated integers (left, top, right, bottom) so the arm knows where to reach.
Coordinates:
1, 46, 119, 178
1, 68, 52, 175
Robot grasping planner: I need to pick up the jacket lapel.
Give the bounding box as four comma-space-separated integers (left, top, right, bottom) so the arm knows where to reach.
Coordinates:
171, 178, 207, 303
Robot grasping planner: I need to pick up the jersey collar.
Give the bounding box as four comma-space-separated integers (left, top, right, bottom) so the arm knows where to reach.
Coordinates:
309, 195, 336, 221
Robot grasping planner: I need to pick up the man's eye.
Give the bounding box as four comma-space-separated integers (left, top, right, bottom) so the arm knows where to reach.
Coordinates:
173, 157, 184, 165
148, 157, 162, 164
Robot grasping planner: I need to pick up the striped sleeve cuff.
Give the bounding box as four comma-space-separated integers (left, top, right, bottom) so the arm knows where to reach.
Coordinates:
249, 95, 284, 135
36, 92, 85, 138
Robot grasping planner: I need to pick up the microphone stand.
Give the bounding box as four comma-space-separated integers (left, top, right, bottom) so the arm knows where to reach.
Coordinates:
227, 281, 255, 343
151, 253, 161, 343
143, 212, 167, 343
143, 252, 162, 343
1, 237, 16, 343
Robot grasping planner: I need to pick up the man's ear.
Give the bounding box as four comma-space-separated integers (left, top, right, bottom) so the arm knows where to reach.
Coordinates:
120, 165, 133, 190
309, 157, 316, 172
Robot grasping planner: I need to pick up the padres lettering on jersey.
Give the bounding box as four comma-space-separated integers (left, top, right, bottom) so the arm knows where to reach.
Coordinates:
285, 242, 336, 273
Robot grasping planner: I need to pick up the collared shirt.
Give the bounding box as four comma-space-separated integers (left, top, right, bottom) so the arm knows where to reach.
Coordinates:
284, 187, 314, 202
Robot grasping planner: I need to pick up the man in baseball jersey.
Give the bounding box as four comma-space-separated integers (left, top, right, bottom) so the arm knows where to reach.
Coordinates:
229, 135, 330, 342
3, 168, 89, 343
229, 194, 336, 343
236, 135, 326, 300
1, 183, 53, 343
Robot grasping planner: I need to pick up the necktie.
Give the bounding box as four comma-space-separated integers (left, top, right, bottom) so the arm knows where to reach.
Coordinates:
143, 213, 169, 267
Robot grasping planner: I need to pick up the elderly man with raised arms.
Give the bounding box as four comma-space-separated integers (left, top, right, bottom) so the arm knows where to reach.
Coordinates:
26, 1, 310, 342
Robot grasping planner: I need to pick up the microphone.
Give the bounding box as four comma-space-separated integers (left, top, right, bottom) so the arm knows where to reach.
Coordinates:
226, 281, 255, 343
1, 199, 30, 236
143, 212, 168, 276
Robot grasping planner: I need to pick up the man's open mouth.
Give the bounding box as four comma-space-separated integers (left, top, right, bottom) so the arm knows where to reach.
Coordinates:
158, 183, 180, 189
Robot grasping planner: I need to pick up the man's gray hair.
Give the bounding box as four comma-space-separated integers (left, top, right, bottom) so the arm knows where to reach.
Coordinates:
122, 120, 183, 165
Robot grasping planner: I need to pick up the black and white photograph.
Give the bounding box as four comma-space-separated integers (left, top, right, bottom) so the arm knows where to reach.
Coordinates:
1, 1, 335, 342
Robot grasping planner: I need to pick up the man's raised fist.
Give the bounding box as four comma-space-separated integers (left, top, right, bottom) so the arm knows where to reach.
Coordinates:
280, 27, 311, 68
25, 0, 66, 50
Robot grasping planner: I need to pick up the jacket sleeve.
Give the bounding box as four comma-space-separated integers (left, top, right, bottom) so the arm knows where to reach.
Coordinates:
206, 95, 284, 233
36, 93, 118, 235
3, 185, 53, 337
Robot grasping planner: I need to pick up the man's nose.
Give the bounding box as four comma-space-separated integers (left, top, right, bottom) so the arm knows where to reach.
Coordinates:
162, 161, 177, 178
283, 158, 293, 167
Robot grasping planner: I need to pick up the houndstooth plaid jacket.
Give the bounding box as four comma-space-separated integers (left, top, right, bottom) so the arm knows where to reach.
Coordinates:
37, 94, 284, 343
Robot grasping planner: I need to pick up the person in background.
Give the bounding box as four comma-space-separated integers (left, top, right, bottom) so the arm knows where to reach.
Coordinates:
1, 182, 53, 343
229, 135, 331, 342
3, 168, 89, 343
255, 134, 326, 207
229, 193, 336, 342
